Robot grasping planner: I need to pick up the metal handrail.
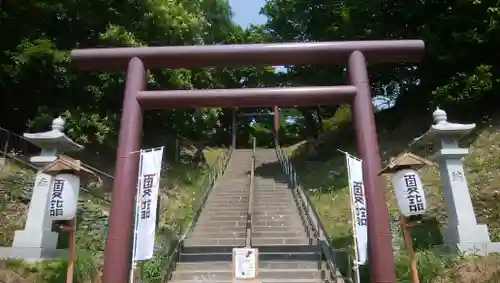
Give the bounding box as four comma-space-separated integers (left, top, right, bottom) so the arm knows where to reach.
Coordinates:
162, 146, 234, 282
246, 137, 256, 247
274, 144, 352, 283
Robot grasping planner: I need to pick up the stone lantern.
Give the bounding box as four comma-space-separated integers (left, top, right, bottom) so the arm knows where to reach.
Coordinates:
412, 108, 500, 254
0, 116, 84, 260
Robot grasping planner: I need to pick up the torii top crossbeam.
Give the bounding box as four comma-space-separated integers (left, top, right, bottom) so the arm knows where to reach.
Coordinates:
71, 40, 424, 70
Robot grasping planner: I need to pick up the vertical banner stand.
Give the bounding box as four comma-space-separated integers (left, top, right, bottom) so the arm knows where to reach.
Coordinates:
340, 149, 367, 283
346, 155, 361, 283
129, 146, 164, 283
130, 150, 144, 283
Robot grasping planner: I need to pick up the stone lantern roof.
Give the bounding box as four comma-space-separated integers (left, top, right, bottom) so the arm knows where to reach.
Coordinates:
23, 116, 84, 152
412, 107, 476, 146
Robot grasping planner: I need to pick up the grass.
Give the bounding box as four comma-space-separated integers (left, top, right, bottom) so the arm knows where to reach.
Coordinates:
288, 106, 500, 282
0, 147, 229, 283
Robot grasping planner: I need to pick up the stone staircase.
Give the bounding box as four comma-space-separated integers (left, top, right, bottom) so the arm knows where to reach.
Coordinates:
168, 148, 335, 283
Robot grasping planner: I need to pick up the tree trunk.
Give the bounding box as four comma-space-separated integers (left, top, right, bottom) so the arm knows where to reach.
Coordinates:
299, 107, 319, 159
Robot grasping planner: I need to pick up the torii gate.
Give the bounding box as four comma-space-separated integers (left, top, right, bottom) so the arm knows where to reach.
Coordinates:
231, 108, 279, 146
71, 40, 425, 283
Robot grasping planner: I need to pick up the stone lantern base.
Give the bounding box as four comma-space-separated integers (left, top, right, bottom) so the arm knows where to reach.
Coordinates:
443, 224, 500, 255
0, 229, 67, 260
0, 247, 67, 261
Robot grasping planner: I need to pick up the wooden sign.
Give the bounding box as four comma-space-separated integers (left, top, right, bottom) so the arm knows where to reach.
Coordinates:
232, 248, 260, 283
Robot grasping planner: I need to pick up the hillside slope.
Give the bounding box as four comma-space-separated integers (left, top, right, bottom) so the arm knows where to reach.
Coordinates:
290, 107, 500, 282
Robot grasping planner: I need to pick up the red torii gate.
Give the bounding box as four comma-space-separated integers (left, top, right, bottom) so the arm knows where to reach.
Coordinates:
71, 40, 425, 283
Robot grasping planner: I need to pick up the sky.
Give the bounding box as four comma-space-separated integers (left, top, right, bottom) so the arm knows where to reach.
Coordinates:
229, 0, 287, 73
228, 0, 267, 28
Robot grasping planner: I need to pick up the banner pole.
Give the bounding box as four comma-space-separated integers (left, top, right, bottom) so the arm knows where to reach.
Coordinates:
345, 153, 361, 283
130, 149, 144, 283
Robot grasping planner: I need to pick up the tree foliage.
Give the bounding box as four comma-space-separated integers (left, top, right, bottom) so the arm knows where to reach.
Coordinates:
263, 0, 500, 120
0, 0, 276, 149
1, 0, 500, 150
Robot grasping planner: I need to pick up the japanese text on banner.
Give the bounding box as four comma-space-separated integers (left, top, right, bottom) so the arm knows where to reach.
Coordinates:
133, 147, 164, 261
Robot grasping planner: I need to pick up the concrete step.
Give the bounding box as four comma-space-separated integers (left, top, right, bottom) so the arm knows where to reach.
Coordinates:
251, 225, 306, 232
197, 215, 247, 222
191, 226, 246, 233
202, 204, 248, 211
194, 220, 247, 228
254, 185, 290, 189
252, 219, 304, 227
171, 268, 323, 281
209, 195, 249, 199
252, 237, 312, 246
181, 245, 235, 254
190, 226, 245, 234
209, 190, 249, 194
253, 203, 296, 208
208, 193, 249, 198
202, 211, 248, 217
195, 216, 247, 223
169, 280, 325, 283
254, 197, 295, 202
253, 204, 297, 210
179, 251, 319, 262
253, 195, 295, 200
175, 261, 320, 271
252, 207, 296, 213
212, 184, 249, 187
183, 237, 245, 247
206, 200, 248, 205
252, 211, 300, 217
186, 231, 246, 239
252, 217, 302, 223
254, 192, 292, 196
205, 201, 248, 206
251, 231, 306, 238
254, 193, 294, 197
258, 187, 292, 190
253, 198, 295, 203
180, 243, 319, 255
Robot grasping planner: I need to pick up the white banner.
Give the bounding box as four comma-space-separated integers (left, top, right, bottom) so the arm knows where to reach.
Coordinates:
346, 154, 368, 265
133, 147, 164, 261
